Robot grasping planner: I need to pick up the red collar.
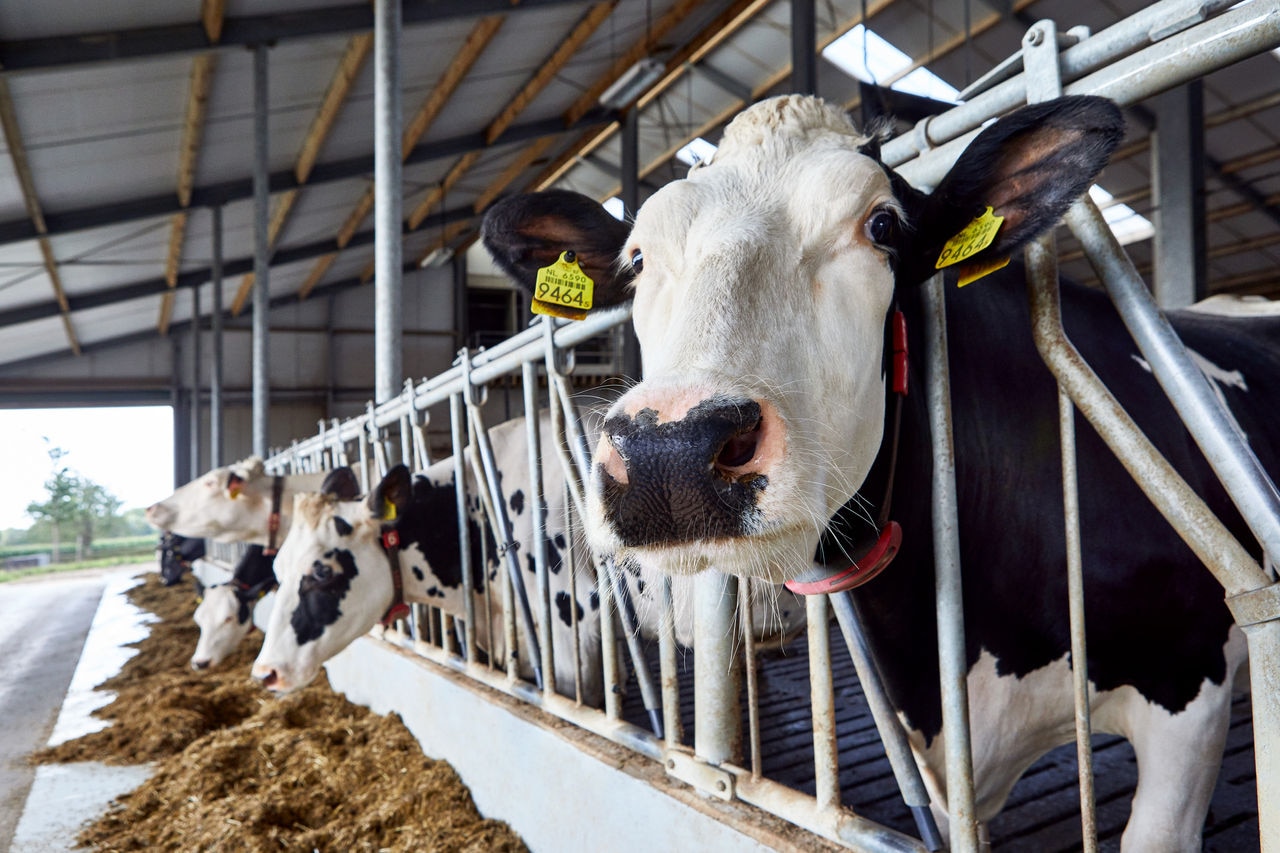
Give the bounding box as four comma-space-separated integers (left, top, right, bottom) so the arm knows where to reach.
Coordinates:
378, 526, 410, 626
785, 309, 907, 596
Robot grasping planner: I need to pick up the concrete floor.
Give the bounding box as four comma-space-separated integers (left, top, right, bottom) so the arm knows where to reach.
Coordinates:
0, 565, 154, 852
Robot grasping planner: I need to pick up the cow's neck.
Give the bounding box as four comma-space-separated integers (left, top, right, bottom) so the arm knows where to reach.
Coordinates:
392, 489, 494, 617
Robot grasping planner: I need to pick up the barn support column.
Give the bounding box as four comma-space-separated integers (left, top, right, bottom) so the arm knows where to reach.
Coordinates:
790, 0, 816, 95
373, 0, 403, 404
452, 249, 468, 353
251, 43, 271, 458
210, 204, 224, 468
1152, 81, 1206, 309
171, 338, 190, 488
189, 278, 201, 475
619, 108, 642, 380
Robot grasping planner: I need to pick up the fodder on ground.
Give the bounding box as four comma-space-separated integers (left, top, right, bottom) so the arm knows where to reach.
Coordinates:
32, 571, 527, 853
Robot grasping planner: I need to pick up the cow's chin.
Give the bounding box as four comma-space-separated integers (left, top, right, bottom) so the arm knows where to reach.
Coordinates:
612, 524, 819, 584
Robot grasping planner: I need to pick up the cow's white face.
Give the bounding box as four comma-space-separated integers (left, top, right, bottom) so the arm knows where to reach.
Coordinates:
191, 585, 254, 670
146, 459, 274, 543
252, 493, 392, 693
589, 97, 898, 581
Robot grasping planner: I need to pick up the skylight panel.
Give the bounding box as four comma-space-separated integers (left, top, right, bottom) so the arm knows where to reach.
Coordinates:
676, 137, 718, 167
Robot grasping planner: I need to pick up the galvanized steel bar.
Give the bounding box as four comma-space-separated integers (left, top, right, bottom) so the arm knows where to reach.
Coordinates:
1026, 236, 1098, 852
522, 362, 555, 694
806, 595, 839, 810
658, 574, 682, 748
189, 278, 201, 475
595, 554, 621, 719
449, 393, 478, 662
693, 570, 741, 767
895, 1, 1280, 189
739, 580, 762, 778
210, 204, 223, 468
251, 43, 270, 459
1064, 198, 1280, 574
373, 0, 402, 404
922, 271, 979, 851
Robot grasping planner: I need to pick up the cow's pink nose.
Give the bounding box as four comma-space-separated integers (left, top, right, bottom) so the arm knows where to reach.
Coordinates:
252, 664, 281, 690
145, 503, 173, 527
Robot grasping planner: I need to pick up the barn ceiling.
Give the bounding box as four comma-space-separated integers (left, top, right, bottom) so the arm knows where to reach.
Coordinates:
0, 0, 1277, 374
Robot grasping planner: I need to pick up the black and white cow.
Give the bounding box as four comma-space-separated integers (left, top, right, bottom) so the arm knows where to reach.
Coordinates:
482, 95, 1276, 849
191, 545, 277, 670
252, 412, 807, 702
157, 532, 205, 586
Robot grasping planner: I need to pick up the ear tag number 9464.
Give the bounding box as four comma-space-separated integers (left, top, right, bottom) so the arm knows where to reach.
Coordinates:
533, 251, 595, 320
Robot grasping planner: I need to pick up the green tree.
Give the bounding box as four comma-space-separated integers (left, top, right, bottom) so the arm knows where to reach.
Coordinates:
25, 444, 123, 561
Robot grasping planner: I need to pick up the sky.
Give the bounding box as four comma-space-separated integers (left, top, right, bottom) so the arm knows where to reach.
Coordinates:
0, 406, 174, 531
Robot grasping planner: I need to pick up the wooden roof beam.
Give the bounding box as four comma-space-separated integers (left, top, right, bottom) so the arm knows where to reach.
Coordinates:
298, 15, 505, 298
0, 78, 80, 354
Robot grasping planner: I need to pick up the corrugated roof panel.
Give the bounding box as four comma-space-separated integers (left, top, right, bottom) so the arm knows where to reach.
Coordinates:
0, 1, 201, 40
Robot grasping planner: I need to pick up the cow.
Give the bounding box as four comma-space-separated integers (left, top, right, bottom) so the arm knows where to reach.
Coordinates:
190, 545, 277, 670
146, 459, 360, 548
252, 412, 807, 702
481, 95, 1274, 850
157, 532, 205, 586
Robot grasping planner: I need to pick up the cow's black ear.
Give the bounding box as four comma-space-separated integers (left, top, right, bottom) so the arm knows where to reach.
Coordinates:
321, 467, 361, 501
368, 465, 412, 520
899, 96, 1124, 285
481, 189, 634, 309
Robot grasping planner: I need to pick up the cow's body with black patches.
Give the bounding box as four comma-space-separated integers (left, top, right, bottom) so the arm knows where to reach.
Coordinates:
481, 95, 1274, 850
191, 545, 277, 670
157, 532, 205, 585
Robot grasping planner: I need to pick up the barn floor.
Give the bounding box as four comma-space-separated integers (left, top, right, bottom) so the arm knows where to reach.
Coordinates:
621, 633, 1259, 851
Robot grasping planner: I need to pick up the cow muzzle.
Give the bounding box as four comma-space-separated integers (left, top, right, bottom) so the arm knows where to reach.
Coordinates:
593, 394, 783, 548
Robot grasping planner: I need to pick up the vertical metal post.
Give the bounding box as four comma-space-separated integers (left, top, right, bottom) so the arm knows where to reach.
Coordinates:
171, 339, 189, 487
449, 393, 477, 662
693, 570, 741, 766
791, 0, 817, 96
658, 575, 683, 747
521, 361, 555, 694
922, 271, 979, 851
807, 595, 839, 810
1027, 236, 1097, 851
1152, 81, 1206, 309
189, 280, 201, 475
619, 108, 642, 381
210, 204, 223, 469
374, 0, 403, 404
251, 44, 270, 459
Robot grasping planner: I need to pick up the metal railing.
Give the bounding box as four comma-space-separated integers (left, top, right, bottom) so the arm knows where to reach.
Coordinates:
261, 2, 1280, 849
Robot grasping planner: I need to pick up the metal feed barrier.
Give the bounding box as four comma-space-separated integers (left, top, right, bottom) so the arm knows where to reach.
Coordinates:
263, 2, 1280, 849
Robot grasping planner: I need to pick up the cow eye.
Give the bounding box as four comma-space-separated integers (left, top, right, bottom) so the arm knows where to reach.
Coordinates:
629, 248, 644, 275
311, 561, 333, 582
865, 208, 898, 246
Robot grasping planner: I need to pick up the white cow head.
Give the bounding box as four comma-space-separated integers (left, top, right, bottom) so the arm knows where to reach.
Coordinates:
190, 545, 276, 670
253, 467, 415, 693
483, 95, 1123, 582
146, 462, 359, 546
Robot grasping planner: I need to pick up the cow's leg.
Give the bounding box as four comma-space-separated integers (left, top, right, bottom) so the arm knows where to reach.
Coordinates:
1100, 628, 1246, 853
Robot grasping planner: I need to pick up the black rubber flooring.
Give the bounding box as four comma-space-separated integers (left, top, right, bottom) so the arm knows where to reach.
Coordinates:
621, 633, 1259, 851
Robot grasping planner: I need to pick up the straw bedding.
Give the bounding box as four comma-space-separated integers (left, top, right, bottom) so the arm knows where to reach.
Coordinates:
31, 571, 526, 852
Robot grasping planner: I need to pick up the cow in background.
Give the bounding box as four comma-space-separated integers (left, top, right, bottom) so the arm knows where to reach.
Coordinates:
157, 532, 205, 585
147, 460, 360, 547
481, 95, 1273, 850
190, 545, 278, 670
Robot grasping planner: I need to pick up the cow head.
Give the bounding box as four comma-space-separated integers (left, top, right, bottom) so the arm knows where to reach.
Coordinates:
483, 94, 1122, 582
252, 467, 412, 693
190, 545, 276, 670
157, 532, 205, 585
146, 461, 359, 545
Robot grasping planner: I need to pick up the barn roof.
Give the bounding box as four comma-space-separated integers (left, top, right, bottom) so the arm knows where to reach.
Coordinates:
0, 0, 1276, 372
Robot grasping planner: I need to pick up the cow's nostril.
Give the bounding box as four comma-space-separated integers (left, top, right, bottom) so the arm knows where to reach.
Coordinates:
191, 659, 211, 671
716, 418, 762, 470
257, 668, 279, 688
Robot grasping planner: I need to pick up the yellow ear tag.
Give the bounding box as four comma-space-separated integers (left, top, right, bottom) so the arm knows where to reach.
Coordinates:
936, 207, 1005, 271
532, 251, 594, 320
383, 501, 397, 521
228, 483, 242, 499
957, 254, 1011, 288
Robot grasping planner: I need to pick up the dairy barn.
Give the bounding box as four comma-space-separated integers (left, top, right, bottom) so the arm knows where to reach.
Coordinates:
1, 0, 1279, 850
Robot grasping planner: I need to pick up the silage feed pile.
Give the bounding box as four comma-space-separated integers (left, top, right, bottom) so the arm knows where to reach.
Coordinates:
33, 572, 527, 853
